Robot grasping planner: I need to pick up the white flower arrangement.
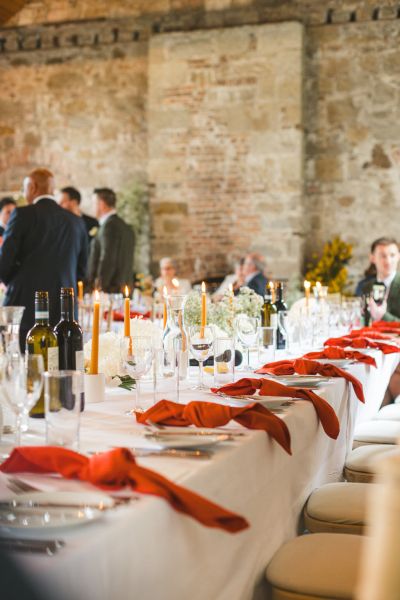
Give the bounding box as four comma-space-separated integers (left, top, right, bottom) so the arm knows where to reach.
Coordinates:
184, 286, 263, 334
83, 317, 163, 389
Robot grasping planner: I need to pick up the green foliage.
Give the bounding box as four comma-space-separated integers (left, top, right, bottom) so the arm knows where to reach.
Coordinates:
305, 236, 353, 293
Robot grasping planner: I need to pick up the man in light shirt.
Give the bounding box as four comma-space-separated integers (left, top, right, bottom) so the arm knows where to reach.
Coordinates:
359, 237, 400, 322
87, 188, 135, 292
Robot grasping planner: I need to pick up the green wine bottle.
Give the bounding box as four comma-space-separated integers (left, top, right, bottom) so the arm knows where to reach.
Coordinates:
261, 283, 278, 328
27, 291, 59, 418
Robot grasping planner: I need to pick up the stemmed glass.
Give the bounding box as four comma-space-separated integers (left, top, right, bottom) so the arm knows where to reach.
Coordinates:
2, 354, 44, 446
234, 315, 260, 371
188, 325, 214, 390
278, 311, 298, 354
120, 336, 153, 414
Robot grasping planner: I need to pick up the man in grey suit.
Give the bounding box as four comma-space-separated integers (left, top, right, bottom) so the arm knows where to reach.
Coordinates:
87, 188, 135, 292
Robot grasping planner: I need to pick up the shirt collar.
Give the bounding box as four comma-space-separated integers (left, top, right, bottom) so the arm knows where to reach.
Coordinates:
99, 210, 117, 226
380, 272, 397, 289
33, 195, 56, 205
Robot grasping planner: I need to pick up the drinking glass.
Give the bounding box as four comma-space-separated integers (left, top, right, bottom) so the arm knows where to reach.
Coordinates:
2, 354, 44, 446
120, 336, 154, 413
278, 311, 298, 353
213, 336, 235, 386
234, 315, 260, 371
188, 325, 214, 390
44, 371, 83, 449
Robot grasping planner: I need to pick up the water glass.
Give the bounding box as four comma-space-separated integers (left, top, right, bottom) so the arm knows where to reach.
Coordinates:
188, 325, 214, 390
213, 336, 235, 386
45, 370, 83, 449
2, 354, 44, 446
258, 327, 276, 364
234, 315, 260, 371
120, 336, 154, 413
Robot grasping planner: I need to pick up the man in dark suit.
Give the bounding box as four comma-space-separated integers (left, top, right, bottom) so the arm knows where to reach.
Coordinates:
87, 188, 135, 292
0, 196, 16, 239
0, 168, 88, 348
241, 253, 267, 297
58, 186, 99, 241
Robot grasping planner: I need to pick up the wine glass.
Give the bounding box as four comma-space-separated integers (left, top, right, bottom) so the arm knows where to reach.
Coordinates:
120, 336, 153, 413
278, 311, 298, 354
234, 315, 260, 371
188, 325, 214, 390
2, 354, 44, 446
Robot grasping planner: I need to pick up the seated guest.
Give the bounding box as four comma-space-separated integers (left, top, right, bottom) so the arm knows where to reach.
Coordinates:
357, 237, 400, 322
213, 258, 245, 300
241, 253, 267, 297
154, 257, 191, 297
0, 196, 16, 240
58, 186, 99, 240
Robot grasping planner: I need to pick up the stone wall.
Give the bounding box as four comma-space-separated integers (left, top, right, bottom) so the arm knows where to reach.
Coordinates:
148, 22, 304, 280
1, 0, 400, 284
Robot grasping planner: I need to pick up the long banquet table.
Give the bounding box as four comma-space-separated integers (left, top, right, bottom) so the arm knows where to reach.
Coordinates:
0, 349, 399, 600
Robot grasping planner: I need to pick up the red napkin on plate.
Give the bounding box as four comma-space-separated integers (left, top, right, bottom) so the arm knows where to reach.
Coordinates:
348, 328, 393, 340
255, 358, 365, 403
136, 399, 291, 455
302, 346, 377, 368
372, 321, 400, 334
324, 336, 400, 354
211, 378, 339, 440
0, 447, 248, 534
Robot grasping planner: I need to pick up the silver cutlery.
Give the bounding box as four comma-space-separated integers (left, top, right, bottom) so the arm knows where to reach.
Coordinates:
0, 536, 64, 555
145, 425, 245, 439
112, 447, 213, 459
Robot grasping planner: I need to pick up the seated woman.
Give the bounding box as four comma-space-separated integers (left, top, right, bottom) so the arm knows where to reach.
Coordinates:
212, 258, 245, 301
154, 257, 191, 297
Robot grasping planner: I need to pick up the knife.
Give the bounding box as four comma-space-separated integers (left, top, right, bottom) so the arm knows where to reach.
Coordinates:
0, 537, 65, 555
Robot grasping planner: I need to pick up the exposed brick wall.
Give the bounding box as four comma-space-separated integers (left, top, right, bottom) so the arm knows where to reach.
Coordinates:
1, 1, 400, 284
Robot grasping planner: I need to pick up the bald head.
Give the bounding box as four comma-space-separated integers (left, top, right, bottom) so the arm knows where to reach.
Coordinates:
23, 168, 55, 205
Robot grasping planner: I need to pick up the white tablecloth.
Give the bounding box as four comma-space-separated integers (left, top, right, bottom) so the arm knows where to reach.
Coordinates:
1, 350, 399, 600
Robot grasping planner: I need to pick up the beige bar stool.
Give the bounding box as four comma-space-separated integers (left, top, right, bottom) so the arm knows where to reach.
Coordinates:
374, 403, 400, 420
344, 444, 398, 482
304, 482, 374, 535
352, 420, 400, 448
266, 533, 363, 600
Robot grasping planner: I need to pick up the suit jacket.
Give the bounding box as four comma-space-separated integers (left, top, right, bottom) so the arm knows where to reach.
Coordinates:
245, 272, 267, 297
359, 273, 400, 322
0, 197, 88, 345
87, 214, 135, 293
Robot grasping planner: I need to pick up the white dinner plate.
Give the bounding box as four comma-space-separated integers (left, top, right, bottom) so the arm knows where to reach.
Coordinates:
317, 359, 353, 367
145, 433, 229, 449
267, 375, 330, 387
0, 491, 110, 537
229, 396, 294, 409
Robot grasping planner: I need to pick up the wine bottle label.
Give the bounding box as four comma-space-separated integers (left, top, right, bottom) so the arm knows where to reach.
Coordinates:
270, 314, 278, 329
47, 347, 59, 372
75, 350, 84, 371
35, 311, 49, 320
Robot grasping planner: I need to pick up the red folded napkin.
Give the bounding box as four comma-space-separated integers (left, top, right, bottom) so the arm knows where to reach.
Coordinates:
0, 447, 248, 534
211, 378, 339, 440
104, 310, 151, 321
256, 358, 365, 403
302, 346, 377, 368
348, 328, 393, 340
136, 399, 291, 455
372, 321, 400, 334
324, 336, 400, 354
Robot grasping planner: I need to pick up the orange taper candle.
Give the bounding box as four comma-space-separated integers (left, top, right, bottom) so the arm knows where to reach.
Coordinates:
78, 281, 83, 302
124, 285, 130, 338
163, 285, 168, 330
90, 290, 100, 375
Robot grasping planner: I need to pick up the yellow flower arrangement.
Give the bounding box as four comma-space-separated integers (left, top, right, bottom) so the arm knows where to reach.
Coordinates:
305, 237, 353, 293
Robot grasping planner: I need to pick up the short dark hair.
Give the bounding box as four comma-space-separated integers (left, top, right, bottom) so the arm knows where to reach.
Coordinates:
61, 186, 81, 205
371, 237, 399, 253
93, 187, 117, 208
0, 197, 16, 212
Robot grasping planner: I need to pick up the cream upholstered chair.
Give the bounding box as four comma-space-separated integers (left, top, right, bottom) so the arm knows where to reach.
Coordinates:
266, 533, 363, 600
374, 403, 400, 420
344, 444, 398, 482
304, 482, 375, 535
352, 420, 400, 448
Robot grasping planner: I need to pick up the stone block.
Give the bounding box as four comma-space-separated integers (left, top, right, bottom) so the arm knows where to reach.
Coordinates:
315, 157, 342, 182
